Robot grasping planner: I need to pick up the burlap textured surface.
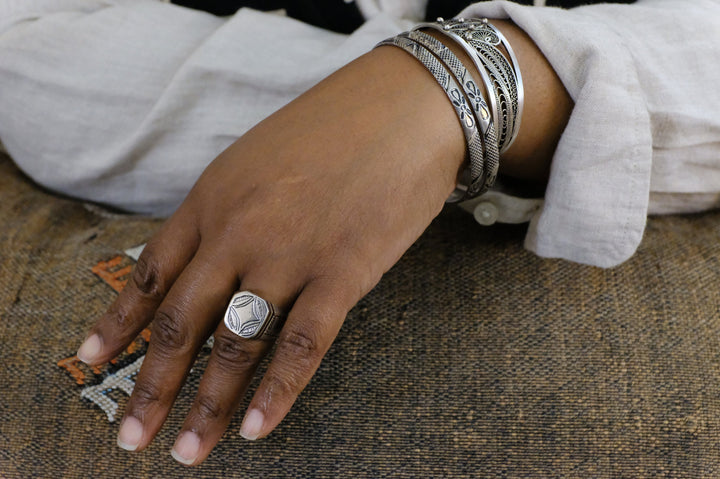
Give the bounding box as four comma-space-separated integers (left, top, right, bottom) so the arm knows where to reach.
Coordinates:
1, 152, 720, 478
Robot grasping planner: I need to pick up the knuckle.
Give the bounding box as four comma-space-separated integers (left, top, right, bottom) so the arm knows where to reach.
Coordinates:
131, 380, 163, 410
151, 308, 190, 351
104, 302, 132, 330
131, 253, 165, 298
212, 333, 258, 370
194, 394, 225, 421
279, 326, 321, 361
263, 372, 297, 398
259, 326, 332, 400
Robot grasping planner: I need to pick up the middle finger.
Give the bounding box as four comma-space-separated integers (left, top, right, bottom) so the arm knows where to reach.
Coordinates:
170, 273, 300, 465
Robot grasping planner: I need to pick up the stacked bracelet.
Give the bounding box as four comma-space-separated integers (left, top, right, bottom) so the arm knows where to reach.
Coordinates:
376, 35, 489, 198
403, 30, 500, 199
431, 18, 524, 153
376, 17, 524, 202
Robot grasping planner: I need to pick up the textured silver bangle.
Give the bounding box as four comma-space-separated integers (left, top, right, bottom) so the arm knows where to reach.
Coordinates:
404, 31, 492, 137
376, 35, 488, 201
403, 30, 500, 198
413, 22, 504, 155
432, 18, 524, 153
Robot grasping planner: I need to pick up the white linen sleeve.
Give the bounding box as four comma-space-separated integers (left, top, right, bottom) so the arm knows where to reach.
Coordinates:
457, 0, 720, 267
355, 0, 428, 22
0, 0, 414, 216
2, 0, 719, 268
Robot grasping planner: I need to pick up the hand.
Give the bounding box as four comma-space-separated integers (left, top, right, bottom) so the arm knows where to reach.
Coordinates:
76, 45, 466, 465
75, 18, 571, 465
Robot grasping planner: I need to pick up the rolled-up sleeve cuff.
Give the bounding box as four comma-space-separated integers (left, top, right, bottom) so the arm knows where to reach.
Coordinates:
460, 1, 652, 268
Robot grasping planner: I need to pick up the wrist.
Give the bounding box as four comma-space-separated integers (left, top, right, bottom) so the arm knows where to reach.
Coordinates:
360, 46, 470, 196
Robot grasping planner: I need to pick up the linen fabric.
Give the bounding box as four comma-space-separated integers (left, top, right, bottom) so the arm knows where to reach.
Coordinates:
0, 0, 719, 267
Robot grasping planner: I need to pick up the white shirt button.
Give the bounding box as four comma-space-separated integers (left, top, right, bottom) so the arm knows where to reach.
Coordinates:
473, 201, 499, 226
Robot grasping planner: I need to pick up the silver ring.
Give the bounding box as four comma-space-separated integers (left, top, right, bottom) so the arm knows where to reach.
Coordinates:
223, 291, 286, 340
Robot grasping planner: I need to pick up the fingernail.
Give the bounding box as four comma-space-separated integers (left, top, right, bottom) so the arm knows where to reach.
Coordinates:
77, 334, 101, 364
171, 431, 200, 465
240, 409, 264, 440
117, 416, 143, 451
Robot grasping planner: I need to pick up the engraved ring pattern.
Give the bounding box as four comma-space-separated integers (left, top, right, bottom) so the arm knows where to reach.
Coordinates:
224, 291, 286, 340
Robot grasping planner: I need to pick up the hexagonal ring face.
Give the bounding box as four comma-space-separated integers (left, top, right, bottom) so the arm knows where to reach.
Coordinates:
224, 291, 273, 339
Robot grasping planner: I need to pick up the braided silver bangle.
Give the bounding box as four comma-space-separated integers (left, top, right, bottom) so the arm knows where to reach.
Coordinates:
403, 30, 500, 198
376, 35, 488, 201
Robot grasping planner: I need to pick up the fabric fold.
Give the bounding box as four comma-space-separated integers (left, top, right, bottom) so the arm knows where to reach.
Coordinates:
461, 1, 652, 267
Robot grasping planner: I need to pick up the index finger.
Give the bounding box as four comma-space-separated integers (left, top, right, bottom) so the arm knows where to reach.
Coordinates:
77, 217, 200, 365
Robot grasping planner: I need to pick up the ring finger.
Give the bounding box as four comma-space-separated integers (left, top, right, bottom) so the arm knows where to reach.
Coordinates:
171, 273, 301, 465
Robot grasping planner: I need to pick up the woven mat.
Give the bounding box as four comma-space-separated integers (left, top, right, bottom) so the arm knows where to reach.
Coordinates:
1, 152, 720, 478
